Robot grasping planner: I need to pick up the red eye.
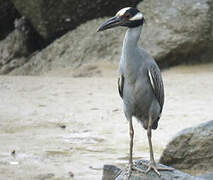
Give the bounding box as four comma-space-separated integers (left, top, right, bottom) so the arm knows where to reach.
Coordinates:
125, 13, 131, 19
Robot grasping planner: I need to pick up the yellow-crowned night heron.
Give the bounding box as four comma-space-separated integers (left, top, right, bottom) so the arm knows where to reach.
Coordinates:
98, 7, 172, 176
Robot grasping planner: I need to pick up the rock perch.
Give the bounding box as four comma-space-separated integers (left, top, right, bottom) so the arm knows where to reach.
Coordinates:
102, 160, 206, 180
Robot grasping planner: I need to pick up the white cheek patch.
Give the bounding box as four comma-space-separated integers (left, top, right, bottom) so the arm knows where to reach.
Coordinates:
116, 7, 131, 17
129, 12, 143, 21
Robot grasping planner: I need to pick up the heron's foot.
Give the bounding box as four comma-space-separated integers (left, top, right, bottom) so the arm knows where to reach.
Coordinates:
145, 162, 173, 176
126, 163, 145, 178
146, 163, 161, 176
127, 163, 133, 178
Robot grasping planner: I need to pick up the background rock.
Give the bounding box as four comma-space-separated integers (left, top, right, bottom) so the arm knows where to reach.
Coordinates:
138, 0, 213, 66
9, 18, 125, 75
10, 0, 140, 44
0, 17, 41, 74
159, 120, 213, 173
9, 0, 213, 75
0, 0, 20, 40
102, 160, 206, 180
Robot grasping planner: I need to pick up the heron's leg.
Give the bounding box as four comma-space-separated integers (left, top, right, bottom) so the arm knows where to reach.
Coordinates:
127, 117, 134, 176
146, 115, 173, 176
127, 118, 145, 177
146, 115, 160, 175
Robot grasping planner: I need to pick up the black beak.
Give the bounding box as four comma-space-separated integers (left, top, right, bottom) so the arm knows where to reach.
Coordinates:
97, 16, 122, 32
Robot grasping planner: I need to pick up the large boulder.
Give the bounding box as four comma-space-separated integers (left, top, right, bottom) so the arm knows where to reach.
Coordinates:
102, 160, 206, 180
159, 120, 213, 173
138, 0, 213, 66
9, 0, 213, 75
0, 17, 41, 74
9, 18, 126, 75
10, 0, 140, 44
198, 173, 213, 180
0, 0, 20, 40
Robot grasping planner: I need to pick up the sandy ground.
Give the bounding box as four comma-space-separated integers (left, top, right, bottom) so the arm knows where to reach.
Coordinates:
0, 62, 213, 180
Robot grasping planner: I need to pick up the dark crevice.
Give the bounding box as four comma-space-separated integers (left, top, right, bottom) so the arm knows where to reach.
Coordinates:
0, 0, 21, 40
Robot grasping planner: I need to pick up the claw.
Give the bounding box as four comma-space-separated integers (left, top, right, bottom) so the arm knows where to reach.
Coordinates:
126, 163, 145, 178
145, 162, 173, 176
146, 163, 161, 176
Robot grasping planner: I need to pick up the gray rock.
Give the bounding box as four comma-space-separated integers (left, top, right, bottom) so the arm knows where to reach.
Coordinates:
10, 0, 213, 75
0, 0, 20, 40
198, 172, 213, 180
9, 18, 126, 75
0, 17, 39, 74
102, 165, 121, 180
102, 160, 206, 180
159, 120, 213, 172
10, 0, 140, 43
138, 0, 213, 66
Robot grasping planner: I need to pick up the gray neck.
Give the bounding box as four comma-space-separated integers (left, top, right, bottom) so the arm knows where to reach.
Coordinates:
120, 26, 142, 80
123, 25, 142, 52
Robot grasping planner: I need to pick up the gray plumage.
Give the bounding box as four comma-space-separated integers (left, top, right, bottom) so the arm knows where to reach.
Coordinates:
97, 7, 170, 176
118, 25, 164, 130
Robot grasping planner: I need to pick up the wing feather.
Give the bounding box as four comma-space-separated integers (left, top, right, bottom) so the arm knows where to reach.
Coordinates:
147, 65, 164, 113
118, 74, 124, 98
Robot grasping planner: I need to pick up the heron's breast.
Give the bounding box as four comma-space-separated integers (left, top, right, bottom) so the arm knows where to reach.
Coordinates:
123, 75, 153, 112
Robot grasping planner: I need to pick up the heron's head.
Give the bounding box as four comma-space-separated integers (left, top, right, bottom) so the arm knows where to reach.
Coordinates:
97, 7, 144, 32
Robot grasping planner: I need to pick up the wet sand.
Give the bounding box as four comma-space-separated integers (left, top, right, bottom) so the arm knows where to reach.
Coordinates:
0, 63, 213, 180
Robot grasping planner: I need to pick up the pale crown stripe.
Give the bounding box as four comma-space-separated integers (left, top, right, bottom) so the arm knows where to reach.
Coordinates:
116, 7, 131, 17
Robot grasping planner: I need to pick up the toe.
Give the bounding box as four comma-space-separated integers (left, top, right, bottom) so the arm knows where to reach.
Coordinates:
127, 163, 133, 177
146, 164, 161, 176
153, 167, 161, 176
126, 163, 146, 177
132, 166, 145, 173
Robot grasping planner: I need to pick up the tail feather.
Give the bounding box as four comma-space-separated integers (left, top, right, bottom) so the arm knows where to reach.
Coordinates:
152, 116, 160, 130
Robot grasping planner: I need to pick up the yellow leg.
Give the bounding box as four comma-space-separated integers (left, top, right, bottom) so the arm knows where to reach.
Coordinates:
127, 118, 134, 177
146, 115, 173, 176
